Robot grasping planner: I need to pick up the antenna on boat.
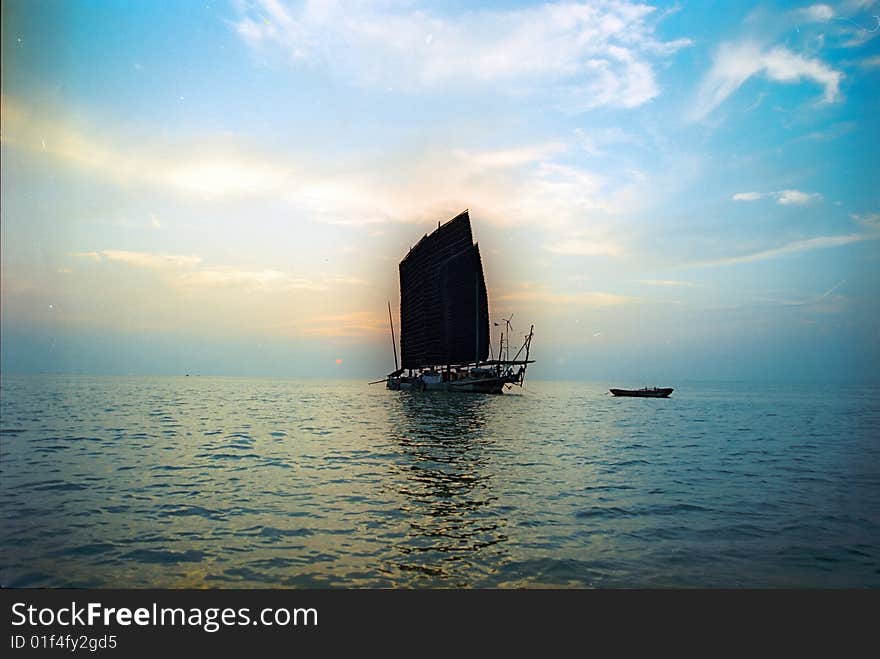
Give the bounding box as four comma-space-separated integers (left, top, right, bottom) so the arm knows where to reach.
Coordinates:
495, 314, 513, 362
387, 301, 399, 372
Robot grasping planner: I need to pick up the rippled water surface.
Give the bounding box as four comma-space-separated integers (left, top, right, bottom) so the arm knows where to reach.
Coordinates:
2, 375, 878, 588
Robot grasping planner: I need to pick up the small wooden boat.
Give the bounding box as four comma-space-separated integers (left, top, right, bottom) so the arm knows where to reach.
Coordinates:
610, 387, 673, 398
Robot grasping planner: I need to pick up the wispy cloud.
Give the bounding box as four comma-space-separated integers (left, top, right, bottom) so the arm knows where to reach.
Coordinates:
750, 280, 848, 314
691, 42, 842, 120
321, 275, 369, 287
1, 95, 291, 200
732, 191, 769, 201
2, 95, 642, 230
497, 283, 637, 307
71, 249, 343, 292
687, 233, 877, 268
233, 1, 690, 110
165, 158, 289, 197
631, 279, 696, 287
838, 6, 880, 48
452, 143, 565, 169
788, 279, 846, 307
176, 269, 327, 291
852, 212, 880, 230
72, 250, 202, 269
574, 126, 639, 156
732, 189, 822, 205
543, 237, 623, 257
286, 311, 388, 338
792, 121, 856, 142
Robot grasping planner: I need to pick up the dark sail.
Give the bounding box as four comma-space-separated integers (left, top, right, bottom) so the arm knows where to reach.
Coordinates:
399, 211, 490, 369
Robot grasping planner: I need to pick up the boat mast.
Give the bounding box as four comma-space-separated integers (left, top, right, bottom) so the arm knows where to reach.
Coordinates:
387, 301, 399, 372
474, 275, 479, 366
524, 325, 534, 364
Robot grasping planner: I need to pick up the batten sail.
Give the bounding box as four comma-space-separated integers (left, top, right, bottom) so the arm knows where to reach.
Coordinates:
399, 210, 490, 369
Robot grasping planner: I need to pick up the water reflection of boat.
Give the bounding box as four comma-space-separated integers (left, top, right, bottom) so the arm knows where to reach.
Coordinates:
375, 210, 534, 394
610, 387, 673, 398
386, 392, 508, 582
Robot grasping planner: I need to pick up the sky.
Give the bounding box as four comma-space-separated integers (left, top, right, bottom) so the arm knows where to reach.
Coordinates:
1, 0, 878, 382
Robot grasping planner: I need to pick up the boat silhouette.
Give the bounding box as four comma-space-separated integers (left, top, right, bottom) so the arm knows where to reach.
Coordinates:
609, 387, 673, 398
373, 210, 534, 394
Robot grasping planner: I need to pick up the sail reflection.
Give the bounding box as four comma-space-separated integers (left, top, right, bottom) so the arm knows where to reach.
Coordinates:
385, 392, 509, 584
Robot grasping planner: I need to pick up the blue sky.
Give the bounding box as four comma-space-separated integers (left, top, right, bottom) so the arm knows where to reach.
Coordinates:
1, 0, 878, 381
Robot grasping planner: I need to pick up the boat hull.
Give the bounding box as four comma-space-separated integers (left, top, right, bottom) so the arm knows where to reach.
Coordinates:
610, 388, 673, 398
388, 376, 509, 394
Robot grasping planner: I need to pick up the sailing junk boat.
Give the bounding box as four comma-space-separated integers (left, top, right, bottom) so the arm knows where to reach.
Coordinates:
380, 210, 534, 394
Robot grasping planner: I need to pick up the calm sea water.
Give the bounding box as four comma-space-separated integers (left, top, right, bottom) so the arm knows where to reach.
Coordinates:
1, 375, 878, 588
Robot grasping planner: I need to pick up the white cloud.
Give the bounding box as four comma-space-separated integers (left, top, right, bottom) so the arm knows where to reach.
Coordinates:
692, 42, 842, 120
732, 191, 769, 201
732, 189, 821, 205
233, 1, 690, 110
777, 189, 821, 205
793, 4, 834, 22
761, 49, 841, 102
